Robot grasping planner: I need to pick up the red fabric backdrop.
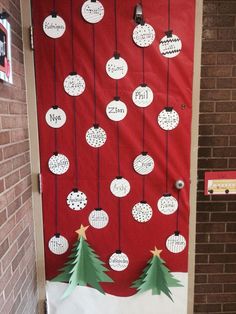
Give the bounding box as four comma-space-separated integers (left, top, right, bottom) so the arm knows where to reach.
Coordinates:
32, 0, 195, 296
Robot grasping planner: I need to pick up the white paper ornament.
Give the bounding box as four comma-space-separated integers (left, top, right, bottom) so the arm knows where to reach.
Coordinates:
106, 98, 127, 121
157, 107, 179, 130
132, 201, 153, 223
106, 55, 128, 80
166, 232, 186, 253
67, 189, 87, 211
48, 234, 69, 255
43, 13, 66, 39
159, 31, 182, 58
157, 194, 178, 215
133, 23, 155, 47
86, 125, 107, 148
110, 177, 131, 198
64, 72, 86, 96
81, 0, 104, 24
133, 153, 154, 175
132, 84, 154, 108
89, 208, 109, 229
109, 251, 129, 271
48, 153, 70, 175
45, 106, 66, 128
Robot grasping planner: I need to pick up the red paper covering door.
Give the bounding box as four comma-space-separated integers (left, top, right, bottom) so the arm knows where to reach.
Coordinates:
32, 0, 195, 297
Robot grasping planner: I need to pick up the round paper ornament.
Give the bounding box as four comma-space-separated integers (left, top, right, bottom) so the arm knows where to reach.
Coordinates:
106, 97, 127, 121
45, 106, 66, 128
43, 13, 66, 39
64, 72, 86, 96
159, 31, 182, 58
166, 232, 186, 253
157, 107, 179, 131
132, 84, 154, 108
106, 55, 128, 80
89, 208, 109, 229
109, 250, 129, 271
132, 201, 153, 223
67, 189, 87, 211
81, 0, 104, 24
133, 23, 155, 47
48, 234, 69, 255
86, 125, 107, 148
133, 152, 154, 175
48, 153, 69, 175
110, 177, 131, 198
157, 194, 178, 215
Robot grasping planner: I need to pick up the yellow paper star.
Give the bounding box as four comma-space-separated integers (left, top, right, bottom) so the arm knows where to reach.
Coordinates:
150, 247, 162, 258
75, 225, 89, 240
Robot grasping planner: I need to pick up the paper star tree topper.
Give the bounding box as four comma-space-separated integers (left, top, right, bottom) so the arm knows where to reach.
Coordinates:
52, 225, 113, 298
131, 247, 183, 301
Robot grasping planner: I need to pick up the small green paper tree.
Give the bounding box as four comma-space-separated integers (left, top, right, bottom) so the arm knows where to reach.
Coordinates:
52, 225, 113, 298
132, 247, 183, 301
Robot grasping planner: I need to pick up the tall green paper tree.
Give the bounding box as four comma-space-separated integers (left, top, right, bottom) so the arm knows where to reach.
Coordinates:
52, 225, 113, 299
132, 247, 183, 301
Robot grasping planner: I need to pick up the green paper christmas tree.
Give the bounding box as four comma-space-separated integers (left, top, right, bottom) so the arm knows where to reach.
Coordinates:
52, 225, 113, 298
132, 247, 183, 301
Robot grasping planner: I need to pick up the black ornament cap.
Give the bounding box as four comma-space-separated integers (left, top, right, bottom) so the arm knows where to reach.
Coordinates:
115, 250, 122, 254
53, 152, 59, 156
51, 10, 58, 18
165, 106, 173, 112
73, 188, 79, 192
141, 83, 147, 87
140, 200, 147, 204
93, 123, 99, 129
55, 233, 61, 238
165, 30, 173, 38
174, 231, 180, 236
70, 71, 77, 76
95, 208, 102, 211
141, 151, 148, 156
114, 96, 120, 101
163, 193, 171, 197
52, 105, 58, 109
114, 52, 120, 59
116, 176, 122, 180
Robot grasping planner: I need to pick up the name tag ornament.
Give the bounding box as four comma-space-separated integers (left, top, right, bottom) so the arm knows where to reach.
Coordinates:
64, 72, 86, 97
157, 194, 178, 215
166, 232, 186, 254
132, 201, 153, 223
45, 106, 66, 128
106, 54, 128, 80
81, 0, 105, 24
48, 234, 69, 255
133, 152, 155, 175
110, 176, 131, 198
43, 12, 66, 39
133, 22, 155, 47
89, 208, 109, 229
159, 30, 182, 58
86, 124, 107, 148
132, 84, 154, 108
48, 153, 70, 175
109, 250, 129, 271
67, 189, 87, 211
106, 97, 127, 121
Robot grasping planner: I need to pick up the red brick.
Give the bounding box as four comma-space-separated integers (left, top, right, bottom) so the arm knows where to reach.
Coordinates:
228, 203, 236, 211
218, 2, 236, 14
201, 65, 232, 77
199, 125, 214, 135
203, 29, 218, 40
224, 284, 236, 293
195, 264, 224, 274
202, 41, 232, 52
229, 159, 236, 168
199, 100, 215, 111
7, 197, 22, 217
4, 170, 20, 189
197, 202, 227, 212
216, 101, 236, 112
0, 179, 4, 193
196, 254, 209, 264
9, 103, 27, 115
0, 102, 9, 114
203, 2, 218, 14
203, 16, 235, 27
12, 247, 25, 272
225, 244, 236, 253
202, 54, 217, 65
210, 254, 236, 263
11, 128, 28, 142
195, 274, 208, 284
196, 233, 209, 243
195, 284, 223, 294
227, 223, 236, 232
231, 113, 236, 123
207, 293, 236, 303
194, 303, 221, 313
198, 147, 212, 157
214, 125, 236, 135
196, 244, 224, 254
196, 223, 225, 233
217, 54, 236, 65
213, 147, 236, 157
199, 136, 228, 146
200, 90, 231, 101
225, 264, 236, 273
217, 78, 236, 89
0, 238, 9, 259
20, 163, 31, 179
198, 158, 228, 169
211, 212, 236, 222
194, 294, 207, 304
210, 233, 236, 242
0, 132, 10, 145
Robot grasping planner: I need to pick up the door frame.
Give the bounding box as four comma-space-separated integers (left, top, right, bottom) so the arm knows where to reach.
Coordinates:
21, 1, 203, 313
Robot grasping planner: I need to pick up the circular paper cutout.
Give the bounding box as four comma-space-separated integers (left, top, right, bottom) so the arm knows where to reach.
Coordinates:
106, 56, 128, 80
159, 33, 182, 58
64, 73, 85, 96
157, 194, 178, 215
166, 233, 186, 253
81, 0, 104, 24
132, 85, 154, 108
109, 251, 129, 271
43, 14, 66, 39
133, 153, 154, 175
89, 208, 109, 229
86, 125, 107, 148
133, 23, 155, 47
48, 153, 69, 175
132, 201, 153, 223
45, 106, 66, 128
48, 234, 69, 255
110, 177, 131, 198
106, 99, 127, 121
67, 190, 87, 211
157, 108, 179, 130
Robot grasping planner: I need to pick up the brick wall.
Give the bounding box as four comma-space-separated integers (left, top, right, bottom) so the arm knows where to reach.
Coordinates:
0, 0, 38, 313
194, 1, 236, 313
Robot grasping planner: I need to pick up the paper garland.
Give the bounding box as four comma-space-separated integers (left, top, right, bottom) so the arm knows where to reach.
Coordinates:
48, 234, 69, 255
86, 125, 107, 148
157, 194, 178, 215
158, 107, 179, 131
81, 0, 105, 24
48, 153, 70, 175
45, 106, 66, 128
106, 98, 127, 121
110, 177, 131, 197
106, 56, 128, 80
89, 208, 109, 229
166, 233, 186, 253
43, 14, 66, 39
133, 153, 155, 175
132, 84, 154, 108
132, 201, 153, 223
67, 190, 87, 211
159, 32, 182, 58
64, 72, 86, 96
109, 251, 129, 271
133, 23, 155, 47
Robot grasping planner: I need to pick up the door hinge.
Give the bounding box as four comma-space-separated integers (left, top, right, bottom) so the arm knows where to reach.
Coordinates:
38, 173, 43, 194
29, 25, 34, 50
